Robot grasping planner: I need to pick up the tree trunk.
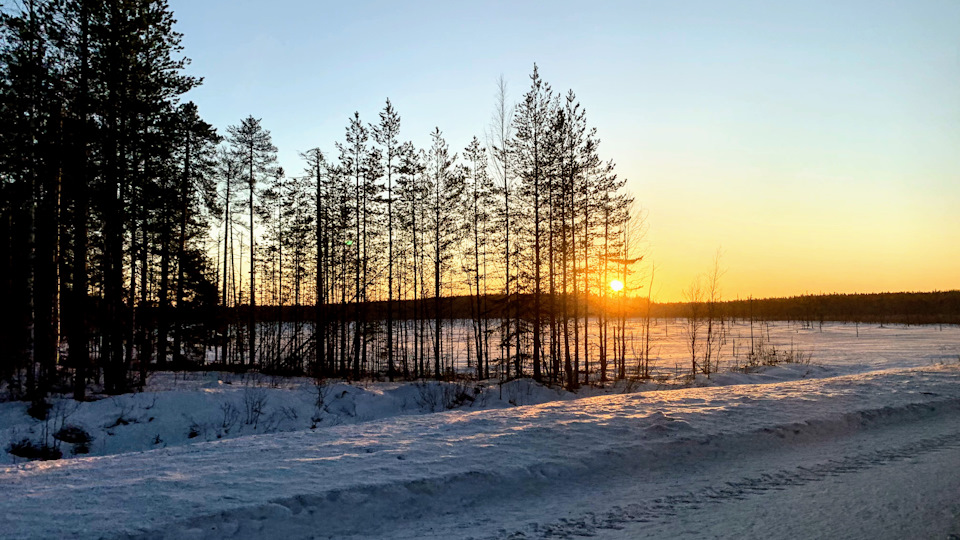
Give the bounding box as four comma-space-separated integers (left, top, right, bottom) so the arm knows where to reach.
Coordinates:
174, 131, 190, 365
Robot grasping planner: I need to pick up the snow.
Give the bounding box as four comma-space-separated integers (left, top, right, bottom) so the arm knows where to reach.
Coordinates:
0, 373, 578, 465
1, 322, 959, 539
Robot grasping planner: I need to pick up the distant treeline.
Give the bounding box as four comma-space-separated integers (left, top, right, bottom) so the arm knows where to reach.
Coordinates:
649, 291, 960, 326
212, 290, 960, 326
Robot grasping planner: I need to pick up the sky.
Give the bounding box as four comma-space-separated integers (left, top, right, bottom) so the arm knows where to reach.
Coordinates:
166, 0, 960, 302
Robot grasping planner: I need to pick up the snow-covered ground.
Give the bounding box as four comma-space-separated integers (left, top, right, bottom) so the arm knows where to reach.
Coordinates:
0, 372, 605, 465
1, 323, 959, 539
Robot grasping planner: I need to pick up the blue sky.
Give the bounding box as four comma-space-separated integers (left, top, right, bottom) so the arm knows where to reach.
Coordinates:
168, 0, 960, 300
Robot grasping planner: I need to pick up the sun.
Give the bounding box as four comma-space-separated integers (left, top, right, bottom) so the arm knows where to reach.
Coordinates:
610, 279, 624, 292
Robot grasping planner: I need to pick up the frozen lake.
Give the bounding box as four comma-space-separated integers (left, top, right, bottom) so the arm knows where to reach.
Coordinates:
214, 318, 960, 380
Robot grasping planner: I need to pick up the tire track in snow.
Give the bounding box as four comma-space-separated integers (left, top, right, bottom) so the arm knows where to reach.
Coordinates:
494, 430, 960, 539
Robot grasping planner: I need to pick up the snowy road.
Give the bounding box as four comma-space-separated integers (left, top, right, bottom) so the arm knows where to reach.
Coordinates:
3, 366, 960, 539
476, 403, 960, 540
626, 440, 960, 540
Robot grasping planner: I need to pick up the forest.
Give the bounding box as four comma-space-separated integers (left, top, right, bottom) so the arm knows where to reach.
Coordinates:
2, 1, 955, 404
653, 291, 960, 327
0, 0, 646, 402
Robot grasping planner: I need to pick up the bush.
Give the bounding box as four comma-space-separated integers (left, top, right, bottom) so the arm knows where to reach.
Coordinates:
242, 388, 268, 428
71, 441, 90, 455
414, 381, 477, 412
8, 438, 62, 461
741, 335, 812, 370
219, 401, 240, 433
53, 425, 93, 445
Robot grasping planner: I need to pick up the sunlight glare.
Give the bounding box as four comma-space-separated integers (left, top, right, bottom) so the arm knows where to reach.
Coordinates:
610, 280, 624, 292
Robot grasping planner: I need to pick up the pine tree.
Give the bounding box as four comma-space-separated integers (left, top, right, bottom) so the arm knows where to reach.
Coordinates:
215, 146, 245, 364
464, 137, 492, 380
62, 0, 95, 399
227, 116, 277, 366
172, 103, 220, 365
301, 148, 328, 374
487, 76, 516, 380
336, 113, 369, 378
426, 128, 464, 379
371, 99, 401, 380
512, 64, 555, 382
396, 143, 427, 378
